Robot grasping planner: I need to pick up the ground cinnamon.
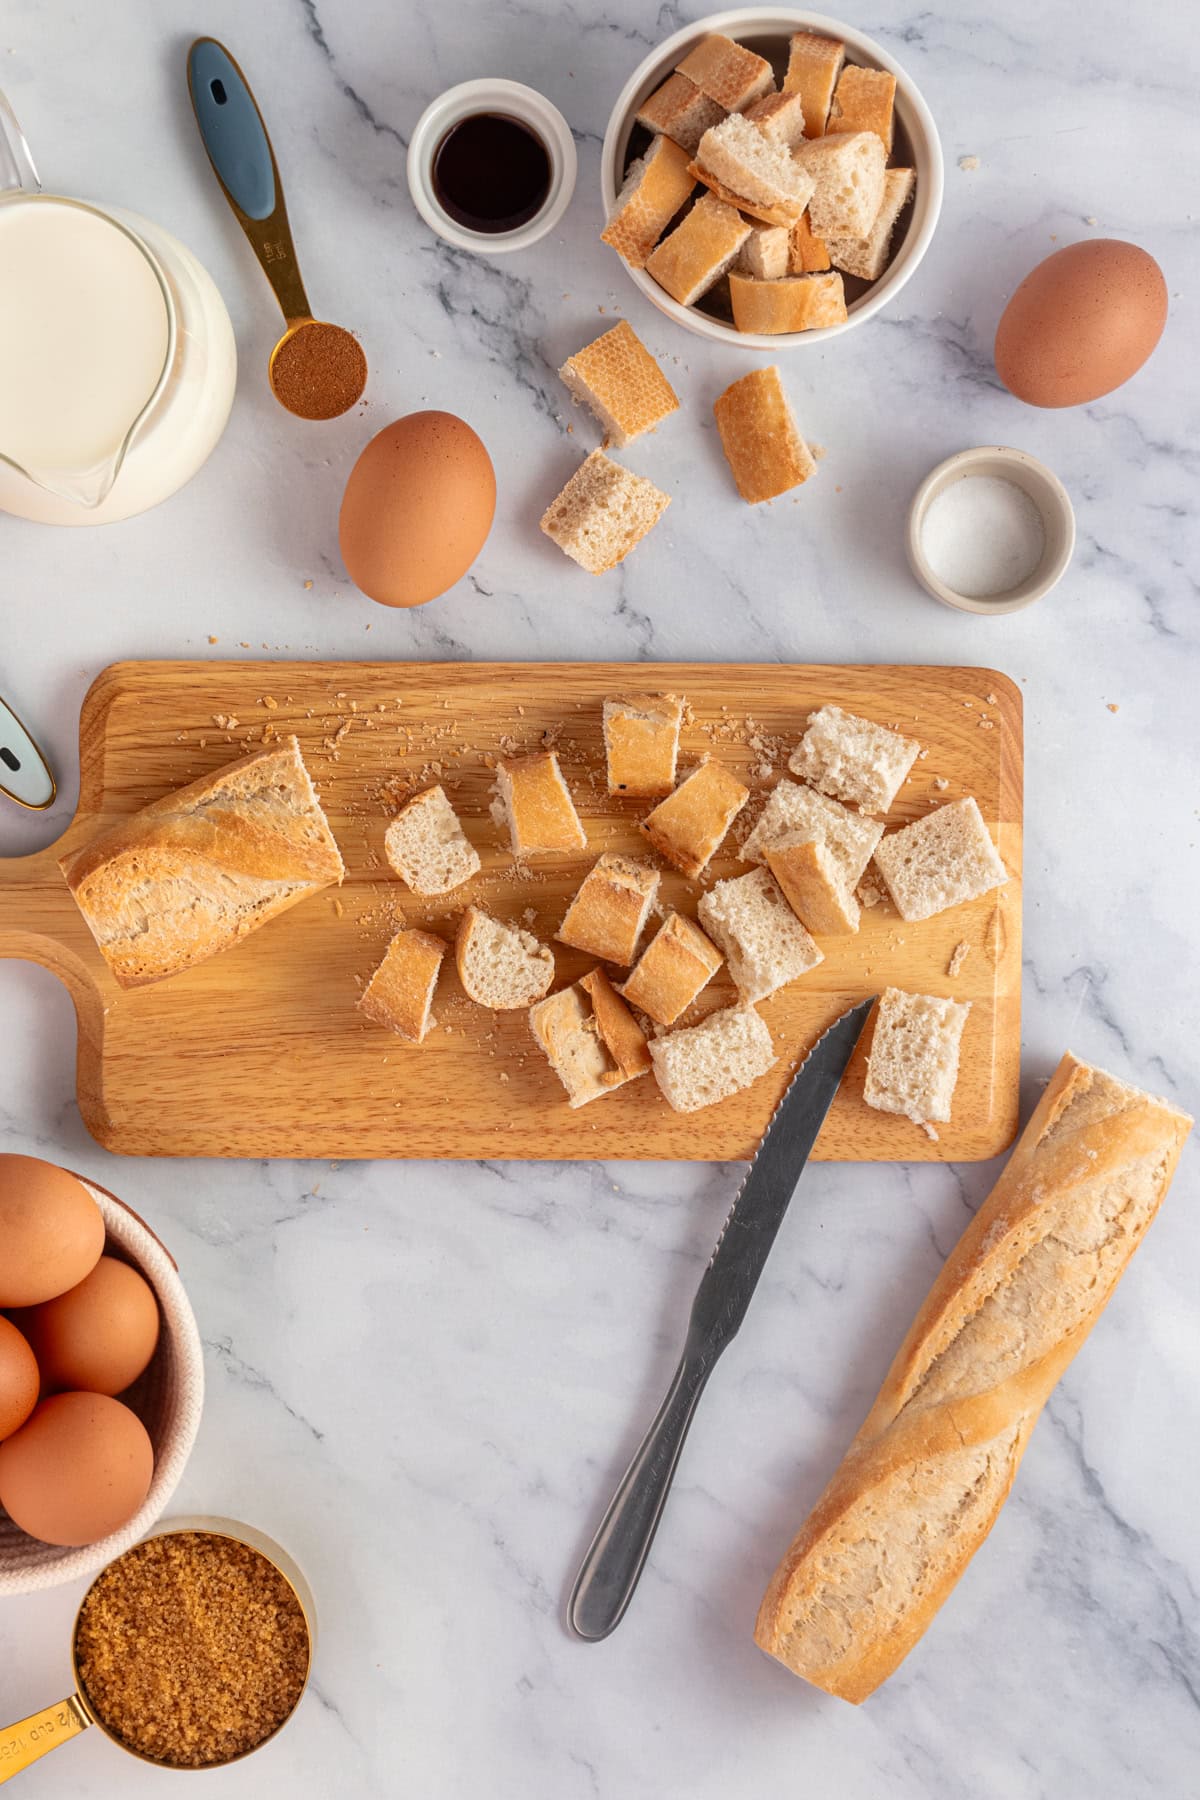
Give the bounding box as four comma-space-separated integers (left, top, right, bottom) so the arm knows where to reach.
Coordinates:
74, 1530, 310, 1768
271, 319, 367, 420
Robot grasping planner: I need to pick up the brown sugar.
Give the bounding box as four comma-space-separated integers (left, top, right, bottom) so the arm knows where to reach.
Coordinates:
74, 1531, 310, 1769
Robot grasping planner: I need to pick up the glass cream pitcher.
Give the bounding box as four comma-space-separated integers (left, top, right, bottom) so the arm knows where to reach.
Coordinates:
0, 92, 237, 525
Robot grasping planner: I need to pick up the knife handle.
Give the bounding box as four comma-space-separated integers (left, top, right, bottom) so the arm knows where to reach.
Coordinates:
568, 1345, 715, 1642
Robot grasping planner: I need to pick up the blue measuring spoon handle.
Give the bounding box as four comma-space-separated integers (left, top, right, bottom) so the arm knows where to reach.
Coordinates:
188, 38, 278, 221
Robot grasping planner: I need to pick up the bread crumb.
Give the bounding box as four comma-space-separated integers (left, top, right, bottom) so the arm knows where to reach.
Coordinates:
1084, 215, 1097, 226
933, 776, 949, 791
207, 635, 219, 644
303, 579, 313, 590
958, 154, 980, 171
920, 1120, 940, 1141
498, 1071, 510, 1083
947, 941, 969, 977
261, 696, 278, 710
986, 692, 998, 705
809, 442, 827, 461
858, 876, 883, 909
1107, 702, 1119, 713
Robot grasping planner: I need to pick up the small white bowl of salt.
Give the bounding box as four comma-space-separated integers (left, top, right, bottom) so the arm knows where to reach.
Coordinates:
906, 446, 1075, 614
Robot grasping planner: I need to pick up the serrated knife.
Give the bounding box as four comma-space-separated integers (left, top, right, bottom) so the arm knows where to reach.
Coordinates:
568, 996, 876, 1642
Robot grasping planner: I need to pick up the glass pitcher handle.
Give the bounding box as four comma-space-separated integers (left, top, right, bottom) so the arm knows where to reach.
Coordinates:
0, 89, 41, 193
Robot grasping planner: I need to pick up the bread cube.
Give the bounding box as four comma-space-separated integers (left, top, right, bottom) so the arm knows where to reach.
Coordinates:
494, 749, 586, 856
357, 929, 446, 1043
863, 988, 971, 1123
640, 759, 749, 877
871, 797, 1008, 922
559, 320, 680, 449
787, 704, 920, 814
603, 693, 683, 797
698, 866, 823, 1003
556, 853, 659, 965
650, 1004, 776, 1113
383, 785, 479, 896
741, 778, 883, 882
619, 911, 723, 1026
540, 450, 670, 575
529, 968, 650, 1107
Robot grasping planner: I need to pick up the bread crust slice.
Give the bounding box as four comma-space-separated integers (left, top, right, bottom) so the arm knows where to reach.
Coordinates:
788, 211, 831, 273
529, 967, 650, 1106
619, 911, 723, 1027
766, 835, 860, 934
603, 692, 683, 797
556, 853, 660, 965
558, 320, 680, 449
358, 928, 446, 1043
782, 31, 846, 137
601, 135, 696, 268
828, 63, 897, 154
729, 270, 847, 336
59, 735, 344, 989
640, 759, 749, 878
676, 33, 774, 112
713, 366, 817, 503
635, 71, 726, 155
495, 750, 587, 856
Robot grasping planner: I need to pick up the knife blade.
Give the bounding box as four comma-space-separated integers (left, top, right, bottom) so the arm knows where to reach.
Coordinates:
568, 996, 876, 1642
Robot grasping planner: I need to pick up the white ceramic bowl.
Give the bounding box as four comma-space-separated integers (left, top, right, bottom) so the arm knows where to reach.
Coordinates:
906, 446, 1076, 614
408, 78, 578, 254
600, 8, 943, 348
0, 1175, 205, 1596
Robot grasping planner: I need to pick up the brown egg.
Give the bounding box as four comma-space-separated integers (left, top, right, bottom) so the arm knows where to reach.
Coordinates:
995, 240, 1167, 408
0, 1315, 39, 1439
0, 1156, 106, 1307
339, 411, 496, 607
0, 1391, 153, 1546
19, 1257, 160, 1397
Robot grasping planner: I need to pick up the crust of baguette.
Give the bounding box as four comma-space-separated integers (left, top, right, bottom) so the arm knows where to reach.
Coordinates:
713, 365, 816, 503
619, 911, 723, 1027
496, 750, 587, 856
603, 693, 683, 797
828, 63, 897, 154
782, 31, 845, 137
788, 211, 831, 273
645, 193, 750, 305
687, 160, 807, 229
729, 270, 847, 335
755, 1053, 1194, 1702
556, 853, 659, 965
357, 928, 446, 1043
676, 33, 774, 111
640, 759, 749, 877
59, 735, 344, 989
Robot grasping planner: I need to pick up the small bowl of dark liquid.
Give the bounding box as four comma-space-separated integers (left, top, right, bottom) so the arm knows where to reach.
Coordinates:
408, 79, 577, 254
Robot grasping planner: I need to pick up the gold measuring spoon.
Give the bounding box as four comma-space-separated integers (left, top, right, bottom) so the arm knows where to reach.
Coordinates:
187, 37, 366, 420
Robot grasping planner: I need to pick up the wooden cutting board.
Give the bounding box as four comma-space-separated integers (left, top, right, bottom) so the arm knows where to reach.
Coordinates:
0, 661, 1022, 1162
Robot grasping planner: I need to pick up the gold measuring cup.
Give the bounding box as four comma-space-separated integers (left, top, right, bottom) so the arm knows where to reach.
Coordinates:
0, 1516, 315, 1784
187, 37, 367, 421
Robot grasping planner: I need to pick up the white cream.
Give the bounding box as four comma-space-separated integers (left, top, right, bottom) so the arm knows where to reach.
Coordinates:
0, 198, 169, 483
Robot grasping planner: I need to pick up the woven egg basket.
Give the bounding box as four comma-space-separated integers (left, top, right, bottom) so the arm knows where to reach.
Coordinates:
0, 1176, 205, 1595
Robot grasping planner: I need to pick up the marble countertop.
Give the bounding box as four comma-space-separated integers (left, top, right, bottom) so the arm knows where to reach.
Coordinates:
1, 0, 1197, 1793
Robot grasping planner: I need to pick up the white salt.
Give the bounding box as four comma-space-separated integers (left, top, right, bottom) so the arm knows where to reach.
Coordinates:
920, 475, 1046, 598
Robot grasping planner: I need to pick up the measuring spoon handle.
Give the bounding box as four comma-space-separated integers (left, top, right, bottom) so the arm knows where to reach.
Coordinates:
187, 37, 312, 325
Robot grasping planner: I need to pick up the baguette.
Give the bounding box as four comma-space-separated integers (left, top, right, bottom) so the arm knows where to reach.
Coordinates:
494, 749, 586, 856
529, 968, 650, 1107
766, 834, 860, 935
635, 71, 725, 155
619, 911, 723, 1027
827, 168, 915, 281
713, 366, 817, 503
650, 1004, 776, 1113
692, 115, 816, 226
793, 131, 887, 240
357, 928, 446, 1044
729, 270, 847, 335
782, 31, 845, 137
645, 193, 751, 306
556, 853, 659, 965
640, 758, 749, 877
383, 785, 479, 896
698, 865, 823, 1003
828, 63, 896, 155
737, 223, 791, 282
540, 450, 670, 575
558, 320, 680, 448
456, 907, 554, 1009
59, 735, 344, 989
756, 1053, 1193, 1701
676, 33, 774, 112
602, 692, 683, 797
601, 135, 696, 268
743, 89, 808, 149
788, 212, 831, 274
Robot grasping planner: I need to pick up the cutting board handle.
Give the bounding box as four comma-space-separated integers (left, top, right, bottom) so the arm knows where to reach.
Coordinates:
0, 839, 103, 1021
